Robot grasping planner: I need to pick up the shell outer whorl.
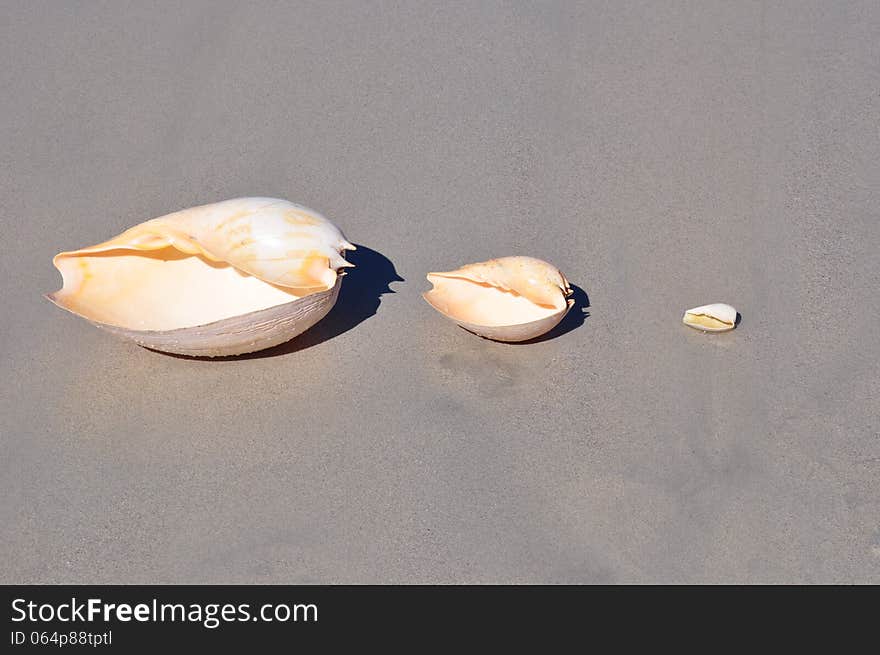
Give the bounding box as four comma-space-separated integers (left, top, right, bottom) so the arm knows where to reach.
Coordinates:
428, 256, 571, 309
56, 197, 355, 292
682, 303, 738, 331
157, 198, 354, 290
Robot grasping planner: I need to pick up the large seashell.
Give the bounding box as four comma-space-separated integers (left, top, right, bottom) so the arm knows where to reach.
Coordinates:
47, 197, 355, 356
422, 256, 573, 342
682, 303, 737, 332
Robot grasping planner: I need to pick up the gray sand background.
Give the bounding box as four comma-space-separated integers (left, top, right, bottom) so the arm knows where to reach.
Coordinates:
2, 1, 878, 583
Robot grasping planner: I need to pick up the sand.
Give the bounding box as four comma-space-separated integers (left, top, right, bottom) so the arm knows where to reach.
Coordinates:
1, 1, 878, 583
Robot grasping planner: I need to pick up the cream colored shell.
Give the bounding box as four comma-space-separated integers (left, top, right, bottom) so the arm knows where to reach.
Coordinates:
47, 197, 354, 356
682, 303, 738, 332
423, 256, 573, 342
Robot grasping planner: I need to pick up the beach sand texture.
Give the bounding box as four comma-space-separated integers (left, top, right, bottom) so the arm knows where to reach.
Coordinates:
1, 1, 878, 583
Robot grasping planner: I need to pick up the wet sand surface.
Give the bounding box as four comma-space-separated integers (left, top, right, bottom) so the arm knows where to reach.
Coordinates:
2, 1, 878, 583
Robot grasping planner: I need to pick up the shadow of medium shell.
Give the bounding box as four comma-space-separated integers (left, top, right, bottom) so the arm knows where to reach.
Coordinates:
47, 197, 355, 356
422, 256, 574, 342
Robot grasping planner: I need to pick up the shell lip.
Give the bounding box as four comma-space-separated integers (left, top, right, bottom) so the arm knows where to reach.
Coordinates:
48, 247, 349, 334
421, 290, 573, 329
427, 269, 571, 296
696, 312, 741, 328
46, 274, 343, 336
425, 271, 570, 312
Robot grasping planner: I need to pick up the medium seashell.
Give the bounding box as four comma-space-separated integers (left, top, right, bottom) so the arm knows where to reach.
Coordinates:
682, 303, 737, 332
47, 197, 355, 356
422, 256, 573, 342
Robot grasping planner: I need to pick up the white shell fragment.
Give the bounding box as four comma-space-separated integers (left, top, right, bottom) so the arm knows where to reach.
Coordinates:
423, 256, 574, 342
47, 197, 355, 356
682, 303, 738, 332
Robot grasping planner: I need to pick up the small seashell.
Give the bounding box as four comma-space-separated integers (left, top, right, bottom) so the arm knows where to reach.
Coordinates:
682, 303, 737, 332
422, 256, 573, 342
46, 197, 355, 356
